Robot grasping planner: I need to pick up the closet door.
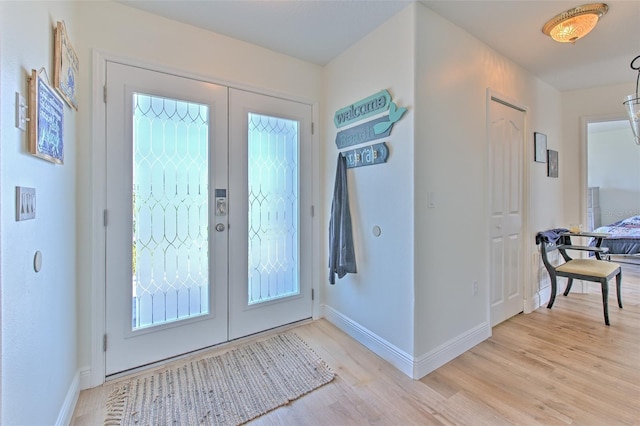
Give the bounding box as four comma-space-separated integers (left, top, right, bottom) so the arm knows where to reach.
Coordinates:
489, 96, 525, 327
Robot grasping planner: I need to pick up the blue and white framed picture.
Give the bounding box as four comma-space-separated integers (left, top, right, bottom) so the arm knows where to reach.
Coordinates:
53, 21, 79, 110
28, 68, 64, 164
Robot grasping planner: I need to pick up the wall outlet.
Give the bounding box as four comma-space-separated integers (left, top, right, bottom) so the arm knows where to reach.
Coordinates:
16, 186, 36, 221
472, 280, 479, 296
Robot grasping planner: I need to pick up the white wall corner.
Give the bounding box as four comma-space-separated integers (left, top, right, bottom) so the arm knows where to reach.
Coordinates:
321, 305, 415, 378
55, 370, 81, 426
413, 322, 491, 380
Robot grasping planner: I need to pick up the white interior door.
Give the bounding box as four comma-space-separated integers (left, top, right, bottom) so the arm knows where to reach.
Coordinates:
489, 97, 525, 327
228, 89, 313, 339
105, 62, 229, 375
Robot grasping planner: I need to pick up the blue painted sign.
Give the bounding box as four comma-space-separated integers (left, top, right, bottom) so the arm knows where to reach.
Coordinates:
334, 90, 391, 128
373, 102, 406, 135
35, 75, 64, 163
335, 102, 408, 149
343, 142, 389, 169
335, 115, 392, 149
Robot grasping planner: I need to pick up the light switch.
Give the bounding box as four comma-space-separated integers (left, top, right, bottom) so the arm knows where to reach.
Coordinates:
427, 192, 436, 208
16, 186, 36, 221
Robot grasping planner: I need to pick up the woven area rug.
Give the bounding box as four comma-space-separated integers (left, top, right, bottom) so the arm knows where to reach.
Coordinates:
104, 333, 335, 425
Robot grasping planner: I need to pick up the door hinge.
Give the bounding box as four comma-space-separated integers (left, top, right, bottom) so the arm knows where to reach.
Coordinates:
311, 205, 315, 217
103, 334, 107, 352
311, 288, 315, 301
103, 85, 107, 103
103, 209, 108, 227
311, 122, 314, 135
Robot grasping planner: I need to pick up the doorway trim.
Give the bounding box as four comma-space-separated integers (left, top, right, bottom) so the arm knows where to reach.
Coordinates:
485, 89, 531, 324
572, 113, 629, 294
88, 50, 320, 388
579, 113, 629, 233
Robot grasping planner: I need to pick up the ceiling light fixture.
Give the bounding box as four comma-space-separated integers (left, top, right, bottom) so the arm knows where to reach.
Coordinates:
623, 55, 640, 145
542, 3, 608, 43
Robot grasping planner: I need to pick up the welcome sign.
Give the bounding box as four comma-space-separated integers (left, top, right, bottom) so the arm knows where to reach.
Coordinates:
343, 142, 388, 168
335, 102, 407, 149
334, 90, 391, 128
335, 115, 392, 149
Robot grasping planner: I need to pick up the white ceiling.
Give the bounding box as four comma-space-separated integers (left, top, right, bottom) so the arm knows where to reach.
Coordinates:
118, 0, 640, 92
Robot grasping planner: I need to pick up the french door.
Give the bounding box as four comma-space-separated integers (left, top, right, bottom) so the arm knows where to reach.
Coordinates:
105, 62, 312, 376
228, 89, 313, 339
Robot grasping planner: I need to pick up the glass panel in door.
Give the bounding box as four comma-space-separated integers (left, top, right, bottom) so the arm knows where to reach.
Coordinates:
248, 113, 300, 305
132, 93, 210, 329
228, 88, 313, 340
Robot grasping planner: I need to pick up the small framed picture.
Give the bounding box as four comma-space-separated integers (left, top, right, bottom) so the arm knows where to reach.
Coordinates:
28, 69, 64, 164
53, 21, 79, 110
534, 132, 547, 163
547, 149, 558, 178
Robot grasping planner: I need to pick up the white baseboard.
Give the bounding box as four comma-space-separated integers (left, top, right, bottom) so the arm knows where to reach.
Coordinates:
79, 367, 92, 390
321, 305, 414, 378
413, 321, 490, 379
321, 304, 491, 380
530, 284, 550, 312
56, 370, 81, 426
534, 277, 588, 314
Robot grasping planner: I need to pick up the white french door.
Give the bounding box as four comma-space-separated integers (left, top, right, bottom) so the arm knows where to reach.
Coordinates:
228, 89, 313, 339
104, 63, 313, 376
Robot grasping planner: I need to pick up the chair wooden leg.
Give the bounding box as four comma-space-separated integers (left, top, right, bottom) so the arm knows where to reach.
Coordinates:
547, 274, 557, 309
601, 279, 610, 326
563, 278, 574, 296
616, 272, 623, 308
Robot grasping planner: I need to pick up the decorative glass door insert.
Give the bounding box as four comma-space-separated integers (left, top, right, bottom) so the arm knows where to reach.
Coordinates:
247, 113, 299, 305
132, 93, 210, 329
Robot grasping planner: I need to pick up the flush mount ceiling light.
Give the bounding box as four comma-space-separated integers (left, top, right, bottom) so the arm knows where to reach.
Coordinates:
542, 3, 608, 43
623, 55, 640, 145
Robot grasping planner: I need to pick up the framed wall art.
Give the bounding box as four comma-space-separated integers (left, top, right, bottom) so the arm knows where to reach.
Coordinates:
534, 132, 547, 163
547, 149, 558, 178
28, 68, 64, 164
53, 21, 79, 110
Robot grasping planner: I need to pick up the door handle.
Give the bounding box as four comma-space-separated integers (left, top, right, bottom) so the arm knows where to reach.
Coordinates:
496, 224, 502, 229
215, 223, 226, 232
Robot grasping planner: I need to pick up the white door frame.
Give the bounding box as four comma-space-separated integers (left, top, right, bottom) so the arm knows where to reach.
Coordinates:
579, 113, 629, 231
574, 113, 628, 294
88, 50, 320, 388
485, 89, 531, 326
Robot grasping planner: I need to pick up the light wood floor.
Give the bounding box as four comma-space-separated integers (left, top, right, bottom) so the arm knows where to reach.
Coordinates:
72, 263, 640, 425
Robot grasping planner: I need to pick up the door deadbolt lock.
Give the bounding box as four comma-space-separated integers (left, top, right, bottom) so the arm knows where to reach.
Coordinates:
215, 223, 226, 232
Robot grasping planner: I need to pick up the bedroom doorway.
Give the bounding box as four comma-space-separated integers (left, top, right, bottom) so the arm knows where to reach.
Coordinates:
586, 119, 640, 262
103, 62, 313, 376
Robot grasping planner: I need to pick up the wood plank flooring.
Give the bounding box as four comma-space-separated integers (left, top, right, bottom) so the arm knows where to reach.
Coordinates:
72, 263, 640, 425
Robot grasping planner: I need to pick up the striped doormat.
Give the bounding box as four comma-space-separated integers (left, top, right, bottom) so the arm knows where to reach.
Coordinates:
104, 333, 335, 425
